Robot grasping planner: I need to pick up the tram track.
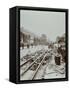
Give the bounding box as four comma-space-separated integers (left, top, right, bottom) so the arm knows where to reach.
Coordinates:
20, 50, 51, 80
20, 50, 43, 68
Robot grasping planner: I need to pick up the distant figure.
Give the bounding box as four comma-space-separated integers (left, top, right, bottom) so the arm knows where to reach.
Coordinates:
57, 46, 66, 63
61, 48, 66, 63
54, 52, 62, 65
27, 44, 29, 48
57, 46, 62, 54
31, 43, 33, 48
20, 43, 24, 49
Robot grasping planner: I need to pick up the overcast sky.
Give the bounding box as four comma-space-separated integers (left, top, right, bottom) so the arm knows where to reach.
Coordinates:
20, 10, 65, 42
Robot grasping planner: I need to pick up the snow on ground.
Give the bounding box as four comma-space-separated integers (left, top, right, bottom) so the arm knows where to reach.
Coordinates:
20, 45, 65, 80
34, 64, 48, 79
44, 55, 65, 79
32, 54, 65, 80
20, 45, 48, 59
20, 55, 65, 80
20, 70, 34, 80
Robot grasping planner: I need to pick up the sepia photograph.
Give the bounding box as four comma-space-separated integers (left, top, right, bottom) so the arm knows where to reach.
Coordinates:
20, 9, 66, 81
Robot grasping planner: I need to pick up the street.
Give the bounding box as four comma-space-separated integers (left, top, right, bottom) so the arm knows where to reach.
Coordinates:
20, 45, 65, 80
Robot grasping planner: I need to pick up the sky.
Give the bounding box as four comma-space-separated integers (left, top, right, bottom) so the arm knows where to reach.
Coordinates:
20, 10, 65, 42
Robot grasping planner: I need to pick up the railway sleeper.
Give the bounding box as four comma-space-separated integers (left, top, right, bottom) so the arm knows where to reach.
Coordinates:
30, 63, 39, 71
42, 61, 47, 65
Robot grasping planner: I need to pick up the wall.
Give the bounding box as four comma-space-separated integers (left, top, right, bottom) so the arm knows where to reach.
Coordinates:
0, 0, 69, 90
